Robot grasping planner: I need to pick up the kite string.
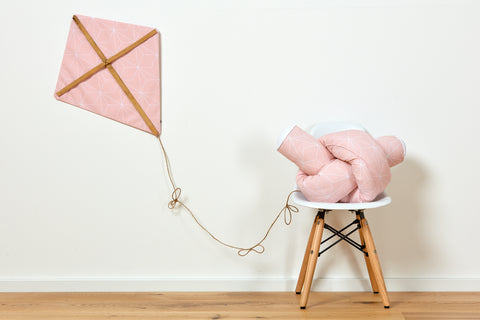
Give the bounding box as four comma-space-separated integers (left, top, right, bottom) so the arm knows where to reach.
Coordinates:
157, 136, 299, 256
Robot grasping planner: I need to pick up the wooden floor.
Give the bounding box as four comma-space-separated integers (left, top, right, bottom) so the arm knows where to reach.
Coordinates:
0, 292, 479, 319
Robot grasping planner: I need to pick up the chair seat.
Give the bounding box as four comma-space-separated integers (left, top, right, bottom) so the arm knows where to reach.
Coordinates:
291, 191, 391, 210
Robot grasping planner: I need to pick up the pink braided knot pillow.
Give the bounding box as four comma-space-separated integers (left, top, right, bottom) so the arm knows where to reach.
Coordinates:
277, 126, 405, 203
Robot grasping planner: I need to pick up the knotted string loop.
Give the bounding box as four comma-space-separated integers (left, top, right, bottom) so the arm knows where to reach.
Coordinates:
281, 192, 299, 225
237, 245, 265, 257
168, 187, 182, 209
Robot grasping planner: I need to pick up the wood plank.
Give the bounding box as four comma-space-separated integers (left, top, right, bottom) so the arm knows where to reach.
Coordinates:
0, 292, 478, 320
403, 312, 480, 320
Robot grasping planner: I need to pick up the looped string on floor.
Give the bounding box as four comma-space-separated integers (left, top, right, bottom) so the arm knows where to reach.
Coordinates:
157, 136, 300, 256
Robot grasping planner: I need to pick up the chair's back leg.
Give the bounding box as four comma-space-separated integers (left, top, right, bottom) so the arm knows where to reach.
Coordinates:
295, 213, 320, 294
358, 212, 390, 308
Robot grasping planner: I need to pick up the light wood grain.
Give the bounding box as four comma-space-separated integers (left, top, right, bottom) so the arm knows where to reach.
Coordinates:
359, 216, 390, 308
295, 213, 319, 294
0, 292, 479, 319
300, 212, 325, 308
357, 213, 379, 294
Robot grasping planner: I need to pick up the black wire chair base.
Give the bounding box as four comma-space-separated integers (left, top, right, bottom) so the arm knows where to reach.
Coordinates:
317, 209, 367, 257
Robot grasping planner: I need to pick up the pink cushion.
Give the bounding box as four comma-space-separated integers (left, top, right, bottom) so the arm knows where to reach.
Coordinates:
277, 126, 405, 203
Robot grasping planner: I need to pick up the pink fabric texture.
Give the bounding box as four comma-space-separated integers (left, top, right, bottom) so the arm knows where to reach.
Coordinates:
54, 15, 161, 135
277, 126, 405, 203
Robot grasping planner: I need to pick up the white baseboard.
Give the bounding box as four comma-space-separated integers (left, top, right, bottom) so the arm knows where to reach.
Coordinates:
0, 276, 479, 292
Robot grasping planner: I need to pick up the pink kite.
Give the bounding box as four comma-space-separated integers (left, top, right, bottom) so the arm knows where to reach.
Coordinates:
54, 15, 161, 136
52, 15, 301, 257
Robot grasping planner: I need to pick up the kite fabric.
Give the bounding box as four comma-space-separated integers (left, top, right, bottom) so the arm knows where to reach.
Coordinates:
54, 15, 161, 136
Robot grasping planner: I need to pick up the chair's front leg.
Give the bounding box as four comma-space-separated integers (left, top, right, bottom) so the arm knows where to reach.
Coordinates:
295, 213, 320, 294
358, 214, 390, 308
356, 212, 379, 294
300, 210, 325, 309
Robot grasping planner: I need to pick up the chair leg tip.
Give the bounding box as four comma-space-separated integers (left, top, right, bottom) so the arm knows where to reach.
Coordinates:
296, 292, 301, 294
373, 291, 379, 294
384, 306, 390, 309
300, 306, 306, 309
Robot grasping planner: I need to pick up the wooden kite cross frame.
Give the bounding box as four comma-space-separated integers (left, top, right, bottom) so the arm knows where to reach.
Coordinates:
56, 15, 160, 137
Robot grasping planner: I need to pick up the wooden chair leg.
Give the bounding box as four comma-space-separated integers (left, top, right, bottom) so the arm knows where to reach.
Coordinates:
300, 211, 325, 309
356, 213, 379, 294
358, 214, 390, 308
295, 214, 320, 294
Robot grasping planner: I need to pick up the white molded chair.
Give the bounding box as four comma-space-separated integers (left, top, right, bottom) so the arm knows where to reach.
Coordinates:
291, 122, 391, 309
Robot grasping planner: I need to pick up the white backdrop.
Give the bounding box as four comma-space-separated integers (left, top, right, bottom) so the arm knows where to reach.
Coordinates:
0, 0, 479, 291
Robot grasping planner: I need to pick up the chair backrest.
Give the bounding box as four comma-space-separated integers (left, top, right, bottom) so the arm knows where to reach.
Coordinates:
309, 122, 366, 139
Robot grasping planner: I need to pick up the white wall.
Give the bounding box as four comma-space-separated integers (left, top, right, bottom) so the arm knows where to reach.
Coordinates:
1, 0, 479, 291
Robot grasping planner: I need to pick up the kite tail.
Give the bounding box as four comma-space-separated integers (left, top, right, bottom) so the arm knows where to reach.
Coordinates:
157, 136, 300, 256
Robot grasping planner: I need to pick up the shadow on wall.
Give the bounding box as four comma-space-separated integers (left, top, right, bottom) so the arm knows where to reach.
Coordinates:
376, 157, 432, 277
